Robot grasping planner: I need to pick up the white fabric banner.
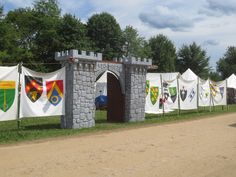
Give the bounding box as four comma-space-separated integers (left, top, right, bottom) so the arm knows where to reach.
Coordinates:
178, 76, 198, 110
20, 67, 65, 118
145, 73, 179, 114
145, 73, 162, 114
0, 66, 19, 121
210, 80, 227, 106
162, 77, 179, 111
198, 79, 211, 107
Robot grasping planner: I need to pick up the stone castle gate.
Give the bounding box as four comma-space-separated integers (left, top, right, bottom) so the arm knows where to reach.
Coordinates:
55, 49, 152, 129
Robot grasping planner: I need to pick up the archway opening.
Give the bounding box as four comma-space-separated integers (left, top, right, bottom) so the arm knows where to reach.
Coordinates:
95, 71, 125, 123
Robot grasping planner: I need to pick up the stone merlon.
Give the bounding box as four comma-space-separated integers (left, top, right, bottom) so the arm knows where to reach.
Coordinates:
55, 49, 102, 62
115, 57, 152, 66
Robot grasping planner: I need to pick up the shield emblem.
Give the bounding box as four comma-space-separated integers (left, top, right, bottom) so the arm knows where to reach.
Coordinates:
0, 81, 15, 112
163, 82, 169, 100
150, 86, 159, 105
219, 87, 224, 98
180, 86, 187, 101
46, 80, 64, 106
146, 80, 150, 96
188, 88, 195, 102
210, 83, 217, 97
25, 76, 43, 102
169, 87, 177, 103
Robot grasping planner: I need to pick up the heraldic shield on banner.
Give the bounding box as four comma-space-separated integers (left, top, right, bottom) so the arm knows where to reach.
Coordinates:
180, 86, 187, 101
46, 80, 63, 106
0, 81, 15, 112
146, 80, 150, 96
150, 86, 159, 105
25, 76, 43, 102
169, 87, 177, 103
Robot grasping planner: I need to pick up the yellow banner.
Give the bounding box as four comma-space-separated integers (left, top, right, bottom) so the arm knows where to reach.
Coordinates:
0, 81, 15, 89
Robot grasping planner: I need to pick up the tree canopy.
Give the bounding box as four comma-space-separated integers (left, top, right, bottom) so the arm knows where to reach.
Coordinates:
122, 26, 151, 59
87, 12, 123, 60
217, 46, 236, 79
148, 34, 176, 72
0, 0, 235, 77
177, 42, 210, 79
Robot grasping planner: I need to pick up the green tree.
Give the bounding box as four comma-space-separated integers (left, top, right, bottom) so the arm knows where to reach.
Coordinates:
177, 42, 210, 79
0, 5, 3, 19
209, 71, 222, 81
0, 7, 34, 64
217, 46, 236, 79
5, 8, 36, 61
57, 14, 91, 51
122, 25, 151, 58
148, 34, 176, 72
31, 0, 61, 71
87, 12, 122, 60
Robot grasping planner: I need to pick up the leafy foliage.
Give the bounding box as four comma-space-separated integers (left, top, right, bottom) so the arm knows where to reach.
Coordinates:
217, 46, 236, 79
57, 14, 91, 51
122, 26, 151, 58
209, 71, 222, 81
177, 42, 210, 79
87, 12, 123, 60
148, 34, 177, 72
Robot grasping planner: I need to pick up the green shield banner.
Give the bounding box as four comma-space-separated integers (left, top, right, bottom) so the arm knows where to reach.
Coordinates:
0, 81, 15, 112
150, 86, 159, 105
169, 87, 177, 103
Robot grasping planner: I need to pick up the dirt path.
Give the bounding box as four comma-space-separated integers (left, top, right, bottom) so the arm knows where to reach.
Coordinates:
0, 113, 236, 177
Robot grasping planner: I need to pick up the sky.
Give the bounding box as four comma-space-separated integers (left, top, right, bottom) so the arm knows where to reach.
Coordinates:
1, 0, 236, 70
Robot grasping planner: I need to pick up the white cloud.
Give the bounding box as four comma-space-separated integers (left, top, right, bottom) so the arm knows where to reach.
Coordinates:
139, 5, 197, 32
203, 40, 219, 46
2, 0, 236, 69
200, 0, 236, 16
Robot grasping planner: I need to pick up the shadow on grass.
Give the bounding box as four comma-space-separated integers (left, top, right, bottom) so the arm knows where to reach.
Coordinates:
95, 119, 108, 124
22, 123, 60, 130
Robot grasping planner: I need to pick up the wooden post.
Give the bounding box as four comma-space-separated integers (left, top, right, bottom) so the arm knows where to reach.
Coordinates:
17, 62, 22, 129
177, 75, 181, 116
160, 74, 165, 117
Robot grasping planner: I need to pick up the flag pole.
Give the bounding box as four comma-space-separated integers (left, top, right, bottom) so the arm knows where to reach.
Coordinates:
160, 74, 165, 117
17, 62, 22, 129
197, 77, 199, 113
226, 78, 229, 111
177, 75, 181, 116
209, 78, 212, 112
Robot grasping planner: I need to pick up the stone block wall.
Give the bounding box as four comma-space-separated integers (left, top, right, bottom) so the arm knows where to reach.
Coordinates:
61, 62, 96, 129
124, 65, 148, 122
55, 49, 151, 129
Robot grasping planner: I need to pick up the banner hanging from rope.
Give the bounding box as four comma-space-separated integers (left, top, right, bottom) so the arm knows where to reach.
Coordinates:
198, 79, 211, 107
20, 66, 65, 118
210, 80, 227, 106
0, 65, 19, 121
178, 76, 198, 110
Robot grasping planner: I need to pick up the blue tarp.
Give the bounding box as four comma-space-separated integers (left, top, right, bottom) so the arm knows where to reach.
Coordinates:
95, 95, 107, 109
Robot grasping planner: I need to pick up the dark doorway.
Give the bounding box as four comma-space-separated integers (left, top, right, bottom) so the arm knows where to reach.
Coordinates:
107, 72, 125, 122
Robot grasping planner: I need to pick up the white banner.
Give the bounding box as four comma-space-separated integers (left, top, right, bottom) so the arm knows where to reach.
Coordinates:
145, 73, 179, 114
0, 66, 19, 121
20, 67, 65, 118
179, 76, 198, 110
162, 76, 179, 111
145, 73, 162, 114
199, 79, 211, 107
210, 80, 227, 106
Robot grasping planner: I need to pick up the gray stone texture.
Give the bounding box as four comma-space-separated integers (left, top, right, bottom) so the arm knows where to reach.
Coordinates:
56, 50, 151, 129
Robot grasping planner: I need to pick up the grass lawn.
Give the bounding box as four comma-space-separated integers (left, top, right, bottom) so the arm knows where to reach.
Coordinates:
0, 105, 236, 145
